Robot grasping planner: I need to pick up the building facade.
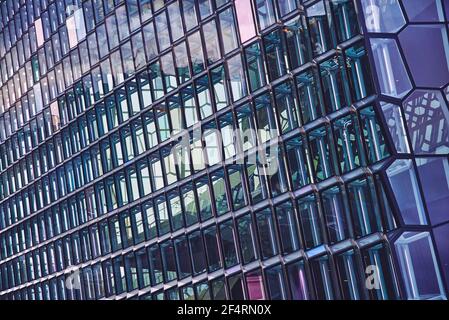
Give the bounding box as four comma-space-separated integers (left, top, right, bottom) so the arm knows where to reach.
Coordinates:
0, 0, 448, 300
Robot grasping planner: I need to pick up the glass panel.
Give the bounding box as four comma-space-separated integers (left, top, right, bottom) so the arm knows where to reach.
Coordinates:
360, 106, 390, 163
219, 8, 239, 54
211, 278, 227, 300
235, 0, 256, 43
246, 270, 266, 300
168, 193, 183, 231
196, 179, 213, 221
196, 282, 211, 300
149, 245, 163, 285
399, 25, 449, 88
333, 114, 364, 173
227, 54, 247, 102
211, 65, 228, 110
155, 196, 170, 235
347, 177, 383, 236
285, 17, 310, 69
203, 20, 221, 65
319, 56, 350, 113
345, 43, 374, 100
237, 214, 258, 264
380, 102, 411, 154
416, 157, 449, 225
228, 274, 245, 300
321, 186, 351, 243
329, 0, 359, 42
361, 243, 399, 300
174, 237, 191, 279
255, 0, 276, 31
403, 90, 449, 155
402, 0, 445, 22
278, 0, 297, 16
255, 93, 278, 144
227, 166, 247, 210
143, 22, 158, 61
174, 43, 191, 85
307, 1, 334, 56
335, 250, 362, 300
265, 265, 287, 300
394, 232, 446, 300
196, 75, 213, 119
274, 81, 300, 133
285, 137, 311, 189
211, 170, 229, 216
181, 185, 198, 226
386, 160, 427, 226
255, 208, 278, 259
183, 0, 198, 31
245, 42, 266, 92
369, 38, 412, 98
219, 220, 239, 268
189, 231, 207, 275
310, 255, 335, 300
264, 29, 287, 81
188, 31, 205, 75
155, 12, 170, 51
204, 226, 222, 272
309, 126, 336, 181
297, 194, 322, 249
167, 1, 184, 42
286, 260, 309, 300
161, 241, 177, 282
275, 201, 300, 255
360, 0, 406, 33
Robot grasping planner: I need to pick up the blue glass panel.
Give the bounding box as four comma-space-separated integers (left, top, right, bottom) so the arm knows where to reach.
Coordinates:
403, 90, 449, 154
394, 232, 446, 300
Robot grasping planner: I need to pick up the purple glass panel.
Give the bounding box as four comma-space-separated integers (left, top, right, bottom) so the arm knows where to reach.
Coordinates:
370, 38, 412, 98
235, 0, 257, 43
386, 160, 427, 225
402, 0, 445, 22
361, 0, 406, 33
398, 25, 449, 88
445, 0, 449, 18
434, 223, 449, 290
246, 271, 266, 300
416, 157, 449, 225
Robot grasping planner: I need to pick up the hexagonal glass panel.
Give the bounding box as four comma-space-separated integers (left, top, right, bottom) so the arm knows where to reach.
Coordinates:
361, 0, 406, 33
399, 25, 449, 88
370, 38, 412, 98
403, 90, 449, 154
402, 0, 445, 22
386, 159, 427, 226
394, 232, 446, 300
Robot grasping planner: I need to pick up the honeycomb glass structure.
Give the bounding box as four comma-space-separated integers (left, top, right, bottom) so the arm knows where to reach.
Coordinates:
0, 0, 448, 300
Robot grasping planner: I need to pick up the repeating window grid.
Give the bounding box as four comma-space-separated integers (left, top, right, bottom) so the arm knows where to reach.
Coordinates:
0, 0, 437, 301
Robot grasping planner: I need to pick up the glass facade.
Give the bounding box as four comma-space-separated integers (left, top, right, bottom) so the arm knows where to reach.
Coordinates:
0, 0, 448, 301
